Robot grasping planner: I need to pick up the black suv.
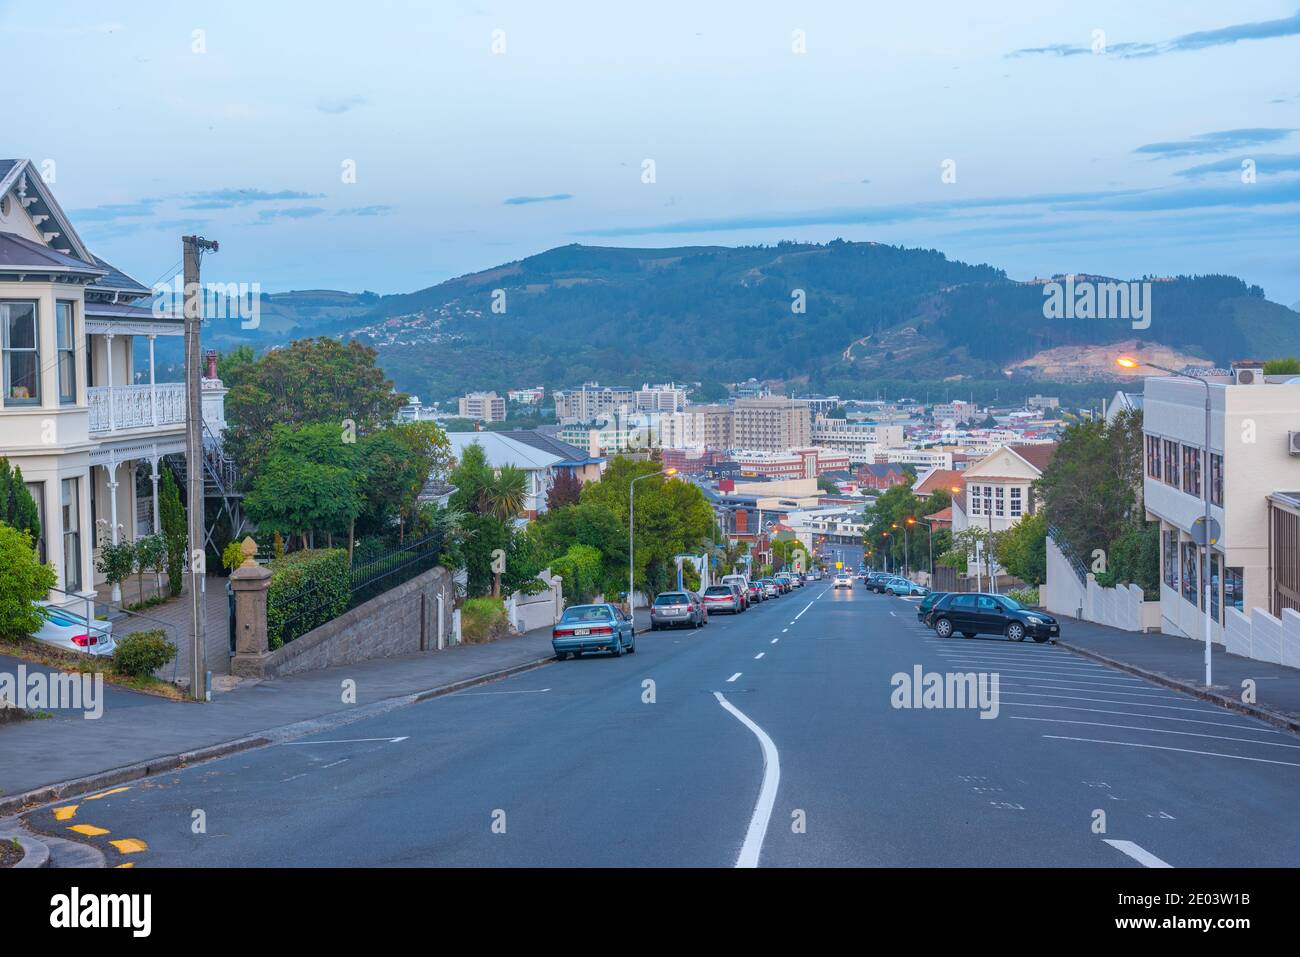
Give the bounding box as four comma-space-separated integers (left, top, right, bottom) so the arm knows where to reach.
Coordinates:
865, 572, 892, 593
926, 592, 1059, 643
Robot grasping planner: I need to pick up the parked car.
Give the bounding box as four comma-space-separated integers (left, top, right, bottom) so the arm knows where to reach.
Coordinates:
916, 591, 949, 622
866, 572, 892, 593
926, 593, 1059, 643
885, 578, 928, 597
745, 581, 765, 604
833, 573, 854, 588
761, 578, 780, 598
34, 603, 116, 657
650, 591, 705, 630
552, 604, 636, 658
774, 574, 792, 594
702, 584, 743, 614
721, 574, 751, 608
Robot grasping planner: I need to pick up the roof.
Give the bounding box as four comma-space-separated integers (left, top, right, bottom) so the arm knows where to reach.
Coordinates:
924, 506, 953, 523
857, 463, 905, 477
88, 255, 150, 295
913, 468, 965, 497
0, 231, 104, 275
84, 299, 181, 325
445, 432, 564, 470
497, 429, 602, 466
1010, 442, 1058, 474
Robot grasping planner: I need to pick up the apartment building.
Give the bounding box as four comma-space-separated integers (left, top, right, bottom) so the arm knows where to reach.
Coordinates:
507, 386, 544, 405
553, 382, 634, 422
1, 159, 189, 599
731, 447, 850, 480
1141, 366, 1300, 641
731, 397, 811, 452
810, 419, 904, 463
880, 447, 955, 471
932, 400, 976, 424
457, 391, 506, 422
634, 382, 687, 413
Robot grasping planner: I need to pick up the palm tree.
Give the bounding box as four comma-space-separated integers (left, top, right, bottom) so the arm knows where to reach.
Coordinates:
478, 466, 528, 522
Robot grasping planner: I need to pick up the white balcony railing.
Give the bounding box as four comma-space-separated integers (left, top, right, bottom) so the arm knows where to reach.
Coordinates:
88, 383, 186, 434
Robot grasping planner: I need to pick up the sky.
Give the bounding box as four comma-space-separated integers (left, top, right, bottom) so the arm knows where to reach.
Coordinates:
4, 1, 1299, 304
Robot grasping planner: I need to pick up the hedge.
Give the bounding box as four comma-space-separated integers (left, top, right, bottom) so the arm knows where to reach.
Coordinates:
113, 630, 177, 678
266, 548, 350, 649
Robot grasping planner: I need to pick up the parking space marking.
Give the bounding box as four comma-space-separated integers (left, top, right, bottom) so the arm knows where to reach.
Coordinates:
1000, 700, 1284, 733
1104, 839, 1172, 868
1044, 735, 1300, 768
998, 689, 1237, 715
1010, 716, 1300, 749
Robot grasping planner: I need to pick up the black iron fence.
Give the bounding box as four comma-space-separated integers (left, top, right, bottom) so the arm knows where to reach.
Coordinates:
268, 532, 445, 648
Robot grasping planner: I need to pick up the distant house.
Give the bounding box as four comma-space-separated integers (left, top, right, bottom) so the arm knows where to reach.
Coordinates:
498, 429, 605, 485
445, 432, 565, 519
855, 462, 908, 490
912, 467, 965, 500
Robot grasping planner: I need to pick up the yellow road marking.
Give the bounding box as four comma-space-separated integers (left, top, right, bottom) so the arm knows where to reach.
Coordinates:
85, 786, 131, 801
115, 862, 135, 869
109, 838, 148, 854
53, 805, 78, 821
69, 824, 110, 836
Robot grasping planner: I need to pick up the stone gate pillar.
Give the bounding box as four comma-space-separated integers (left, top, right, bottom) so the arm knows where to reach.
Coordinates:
230, 537, 272, 677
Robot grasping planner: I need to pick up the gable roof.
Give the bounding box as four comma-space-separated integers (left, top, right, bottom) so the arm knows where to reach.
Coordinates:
1009, 442, 1058, 474
445, 432, 564, 470
497, 429, 602, 466
913, 467, 964, 497
0, 159, 95, 264
0, 232, 106, 277
88, 254, 150, 296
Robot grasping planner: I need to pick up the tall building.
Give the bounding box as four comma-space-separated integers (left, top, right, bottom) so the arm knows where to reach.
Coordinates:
457, 391, 506, 422
731, 397, 811, 451
811, 419, 904, 463
554, 382, 634, 422
933, 400, 976, 424
635, 382, 687, 413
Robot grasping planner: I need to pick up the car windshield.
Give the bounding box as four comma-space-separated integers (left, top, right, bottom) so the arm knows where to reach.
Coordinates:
655, 593, 690, 605
998, 596, 1023, 611
560, 606, 613, 623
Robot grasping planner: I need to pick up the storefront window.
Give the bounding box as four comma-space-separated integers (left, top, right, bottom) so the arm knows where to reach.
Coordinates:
1163, 529, 1178, 588
1225, 566, 1244, 614
1211, 553, 1221, 622
1181, 541, 1199, 606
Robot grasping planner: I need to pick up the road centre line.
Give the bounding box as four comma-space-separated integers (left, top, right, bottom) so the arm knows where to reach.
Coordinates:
714, 691, 780, 868
727, 672, 742, 683
795, 599, 815, 620
754, 653, 765, 660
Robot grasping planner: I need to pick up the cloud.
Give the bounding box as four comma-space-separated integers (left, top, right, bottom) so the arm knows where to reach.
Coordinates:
184, 188, 325, 210
254, 206, 327, 223
317, 95, 367, 115
1009, 9, 1300, 59
1135, 128, 1296, 159
337, 205, 394, 216
503, 193, 573, 205
1175, 153, 1300, 178
66, 199, 160, 222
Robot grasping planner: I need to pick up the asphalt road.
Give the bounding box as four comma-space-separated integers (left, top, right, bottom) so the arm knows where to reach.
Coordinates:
28, 584, 1300, 867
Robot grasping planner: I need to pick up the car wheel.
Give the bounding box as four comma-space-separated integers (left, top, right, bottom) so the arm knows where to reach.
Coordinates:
961, 632, 976, 639
934, 618, 954, 639
573, 651, 583, 658
555, 651, 568, 661
628, 639, 636, 654
610, 640, 623, 657
1006, 622, 1026, 642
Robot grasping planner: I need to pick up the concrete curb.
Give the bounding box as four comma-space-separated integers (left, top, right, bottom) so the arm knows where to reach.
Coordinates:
1055, 639, 1300, 735
11, 833, 50, 868
0, 653, 559, 819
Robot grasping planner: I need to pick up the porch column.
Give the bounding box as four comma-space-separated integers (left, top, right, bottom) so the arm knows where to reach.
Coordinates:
148, 334, 157, 426
106, 459, 120, 545
150, 447, 161, 534
104, 333, 116, 432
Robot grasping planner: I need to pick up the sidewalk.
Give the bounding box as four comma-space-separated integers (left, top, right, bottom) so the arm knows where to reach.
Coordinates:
0, 608, 653, 811
1054, 616, 1300, 729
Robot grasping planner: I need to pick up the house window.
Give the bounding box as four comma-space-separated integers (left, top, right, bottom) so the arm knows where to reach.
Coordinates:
1181, 445, 1201, 497
994, 486, 1005, 517
1181, 541, 1199, 607
1, 301, 40, 404
25, 480, 46, 564
56, 301, 76, 404
1146, 435, 1162, 480
968, 486, 980, 515
62, 477, 82, 591
1163, 529, 1177, 588
1009, 486, 1023, 518
1163, 439, 1179, 488
1209, 453, 1223, 507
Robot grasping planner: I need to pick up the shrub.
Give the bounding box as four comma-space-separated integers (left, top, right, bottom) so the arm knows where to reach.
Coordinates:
95, 539, 136, 596
221, 540, 246, 573
133, 534, 167, 600
461, 597, 507, 643
549, 544, 604, 604
113, 629, 177, 678
0, 524, 56, 639
1095, 522, 1159, 599
1007, 587, 1040, 607
159, 470, 187, 597
1263, 357, 1300, 375
266, 548, 350, 649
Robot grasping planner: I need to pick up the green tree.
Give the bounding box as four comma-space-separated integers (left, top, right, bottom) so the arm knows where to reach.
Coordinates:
159, 469, 187, 597
133, 534, 168, 602
223, 337, 405, 482
996, 512, 1048, 586
244, 423, 364, 549
0, 458, 41, 542
217, 344, 256, 384
480, 465, 528, 523
0, 524, 56, 640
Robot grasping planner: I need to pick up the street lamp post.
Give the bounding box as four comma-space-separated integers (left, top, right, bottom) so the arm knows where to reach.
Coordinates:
1118, 355, 1214, 687
629, 467, 677, 618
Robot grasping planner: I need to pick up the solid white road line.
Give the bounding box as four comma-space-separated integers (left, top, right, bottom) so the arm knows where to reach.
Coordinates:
794, 600, 815, 620
1104, 839, 1173, 868
727, 672, 742, 683
999, 690, 1231, 715
714, 691, 781, 869
1010, 715, 1300, 749
282, 736, 409, 745
1001, 700, 1282, 733
754, 652, 765, 660
1043, 735, 1300, 768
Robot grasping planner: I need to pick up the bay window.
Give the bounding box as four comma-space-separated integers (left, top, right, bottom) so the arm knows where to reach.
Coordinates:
2, 301, 40, 404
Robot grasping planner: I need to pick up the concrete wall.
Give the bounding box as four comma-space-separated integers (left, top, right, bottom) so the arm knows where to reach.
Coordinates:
1222, 605, 1300, 669
506, 570, 563, 633
1044, 535, 1159, 632
256, 566, 455, 679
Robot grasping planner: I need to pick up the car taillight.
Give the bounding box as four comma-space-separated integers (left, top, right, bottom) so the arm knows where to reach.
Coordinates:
71, 634, 96, 647
590, 626, 612, 635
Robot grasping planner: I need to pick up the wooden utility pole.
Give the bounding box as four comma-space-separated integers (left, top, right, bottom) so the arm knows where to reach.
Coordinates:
182, 236, 219, 701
